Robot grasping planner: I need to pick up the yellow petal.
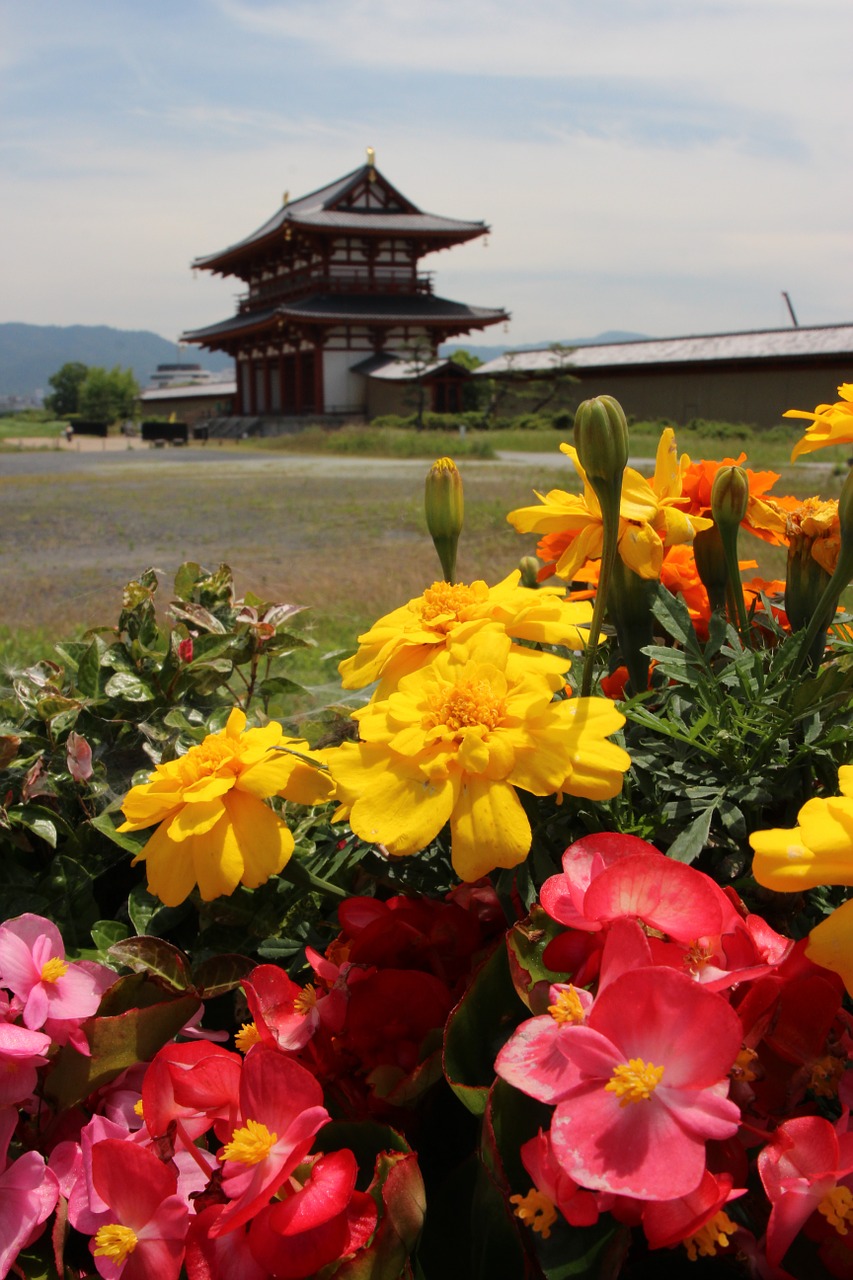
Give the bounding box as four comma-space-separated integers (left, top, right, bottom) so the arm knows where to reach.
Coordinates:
222, 790, 294, 888
134, 820, 198, 908
806, 899, 853, 997
449, 777, 530, 881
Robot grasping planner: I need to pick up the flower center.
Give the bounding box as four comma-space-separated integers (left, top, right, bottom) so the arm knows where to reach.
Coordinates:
682, 941, 714, 974
220, 1118, 278, 1165
40, 956, 68, 984
427, 678, 506, 734
605, 1057, 665, 1106
176, 736, 236, 784
418, 581, 478, 625
234, 1022, 262, 1053
548, 986, 585, 1025
94, 1224, 138, 1264
510, 1189, 558, 1240
684, 1210, 738, 1260
809, 1053, 844, 1098
293, 984, 318, 1016
819, 1185, 853, 1236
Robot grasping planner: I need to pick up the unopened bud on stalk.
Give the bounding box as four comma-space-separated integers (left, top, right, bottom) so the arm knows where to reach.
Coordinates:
692, 526, 728, 614
518, 556, 541, 589
710, 465, 749, 533
425, 457, 464, 583
574, 395, 630, 487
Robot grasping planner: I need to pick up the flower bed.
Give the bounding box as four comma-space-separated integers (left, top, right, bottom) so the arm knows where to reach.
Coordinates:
1, 386, 853, 1278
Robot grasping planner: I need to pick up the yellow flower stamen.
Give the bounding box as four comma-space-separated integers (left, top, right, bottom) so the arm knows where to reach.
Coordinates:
417, 581, 478, 624
605, 1057, 665, 1106
819, 1185, 853, 1236
684, 1210, 738, 1261
133, 1099, 144, 1117
809, 1054, 844, 1098
293, 984, 318, 1016
427, 678, 506, 733
234, 1022, 262, 1053
731, 1047, 759, 1083
40, 956, 68, 984
510, 1188, 558, 1240
93, 1224, 138, 1263
220, 1118, 278, 1165
548, 986, 585, 1025
683, 941, 714, 974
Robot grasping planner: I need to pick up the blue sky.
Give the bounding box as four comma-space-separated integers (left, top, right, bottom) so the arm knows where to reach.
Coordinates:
3, 0, 851, 347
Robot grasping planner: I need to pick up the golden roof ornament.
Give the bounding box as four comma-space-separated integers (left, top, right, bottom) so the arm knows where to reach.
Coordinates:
366, 146, 376, 181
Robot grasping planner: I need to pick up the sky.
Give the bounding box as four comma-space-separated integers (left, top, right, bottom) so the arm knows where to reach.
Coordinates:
2, 0, 852, 349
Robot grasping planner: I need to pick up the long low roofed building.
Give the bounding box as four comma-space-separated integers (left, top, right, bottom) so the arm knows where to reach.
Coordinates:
475, 324, 853, 428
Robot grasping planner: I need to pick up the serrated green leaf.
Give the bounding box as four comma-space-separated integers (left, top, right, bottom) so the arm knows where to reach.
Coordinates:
666, 804, 716, 864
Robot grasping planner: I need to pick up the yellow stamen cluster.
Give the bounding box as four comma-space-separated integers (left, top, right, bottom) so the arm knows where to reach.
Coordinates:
427, 678, 506, 734
510, 1188, 558, 1239
133, 1099, 144, 1118
417, 581, 478, 625
548, 986, 585, 1025
234, 1022, 262, 1053
819, 1185, 853, 1235
682, 941, 714, 974
684, 1210, 738, 1260
293, 984, 318, 1016
605, 1057, 665, 1106
220, 1118, 278, 1166
94, 1224, 139, 1263
40, 956, 68, 984
809, 1054, 844, 1098
732, 1047, 759, 1083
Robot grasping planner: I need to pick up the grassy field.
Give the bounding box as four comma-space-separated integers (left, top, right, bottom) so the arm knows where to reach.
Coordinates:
0, 421, 847, 679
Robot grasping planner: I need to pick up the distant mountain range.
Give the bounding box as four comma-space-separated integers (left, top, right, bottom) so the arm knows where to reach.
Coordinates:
0, 324, 233, 397
0, 323, 649, 398
441, 331, 648, 363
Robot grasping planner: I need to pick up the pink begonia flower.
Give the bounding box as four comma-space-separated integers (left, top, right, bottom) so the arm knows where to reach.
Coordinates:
497, 966, 742, 1201
211, 1047, 330, 1235
248, 1149, 378, 1279
89, 1138, 188, 1280
758, 1115, 853, 1266
0, 1022, 51, 1106
185, 1205, 268, 1280
0, 1108, 59, 1280
242, 963, 322, 1052
514, 1129, 604, 1231
0, 913, 112, 1046
69, 1115, 148, 1236
142, 1041, 242, 1145
641, 1169, 745, 1257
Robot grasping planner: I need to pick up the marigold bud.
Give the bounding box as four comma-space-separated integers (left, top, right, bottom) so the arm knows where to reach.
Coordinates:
518, 556, 540, 589
573, 395, 629, 487
425, 457, 464, 583
710, 465, 749, 532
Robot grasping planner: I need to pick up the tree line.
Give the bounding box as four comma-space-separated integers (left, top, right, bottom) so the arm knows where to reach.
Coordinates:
45, 362, 139, 422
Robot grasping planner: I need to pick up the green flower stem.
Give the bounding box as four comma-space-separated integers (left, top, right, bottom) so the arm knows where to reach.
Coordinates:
580, 485, 621, 698
280, 858, 349, 899
718, 521, 751, 644
790, 541, 853, 678
608, 555, 656, 697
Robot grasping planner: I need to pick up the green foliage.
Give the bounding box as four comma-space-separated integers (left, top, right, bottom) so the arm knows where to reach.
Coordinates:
611, 588, 853, 919
78, 364, 139, 422
0, 561, 345, 954
44, 360, 88, 416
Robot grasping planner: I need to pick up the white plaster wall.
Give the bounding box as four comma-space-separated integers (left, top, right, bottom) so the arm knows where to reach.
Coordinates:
323, 351, 366, 415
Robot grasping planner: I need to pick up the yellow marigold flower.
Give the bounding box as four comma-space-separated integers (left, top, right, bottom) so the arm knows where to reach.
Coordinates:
119, 708, 333, 906
338, 570, 599, 693
785, 384, 853, 460
785, 496, 842, 576
508, 429, 712, 583
750, 766, 853, 994
328, 626, 629, 882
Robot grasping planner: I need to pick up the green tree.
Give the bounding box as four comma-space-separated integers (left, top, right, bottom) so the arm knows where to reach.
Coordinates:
78, 366, 139, 423
45, 361, 89, 416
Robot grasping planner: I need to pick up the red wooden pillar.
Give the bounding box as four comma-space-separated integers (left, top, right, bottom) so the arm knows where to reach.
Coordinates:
294, 347, 303, 413
235, 359, 245, 414
246, 357, 257, 414
277, 351, 285, 413
262, 358, 271, 414
313, 342, 324, 413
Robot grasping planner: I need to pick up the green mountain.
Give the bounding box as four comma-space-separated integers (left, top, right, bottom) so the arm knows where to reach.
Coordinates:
0, 324, 233, 397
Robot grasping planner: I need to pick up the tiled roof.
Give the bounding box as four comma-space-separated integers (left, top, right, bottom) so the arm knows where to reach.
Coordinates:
182, 295, 507, 343
475, 324, 853, 375
193, 164, 488, 270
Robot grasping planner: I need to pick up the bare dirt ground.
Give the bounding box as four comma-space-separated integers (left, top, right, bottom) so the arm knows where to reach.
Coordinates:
0, 440, 567, 640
